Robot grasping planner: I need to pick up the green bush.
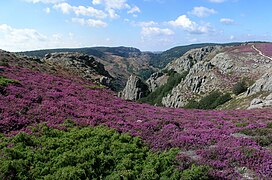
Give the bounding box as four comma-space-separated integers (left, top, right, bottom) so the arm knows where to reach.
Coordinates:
181, 164, 211, 180
184, 91, 232, 110
233, 80, 248, 95
139, 70, 188, 105
0, 76, 19, 86
0, 124, 184, 179
138, 69, 155, 80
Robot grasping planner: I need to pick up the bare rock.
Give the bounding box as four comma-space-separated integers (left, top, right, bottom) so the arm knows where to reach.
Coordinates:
146, 72, 168, 92
120, 75, 150, 101
247, 70, 272, 96
43, 52, 113, 87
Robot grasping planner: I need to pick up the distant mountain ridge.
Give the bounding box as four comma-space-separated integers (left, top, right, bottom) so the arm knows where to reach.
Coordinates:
19, 43, 246, 90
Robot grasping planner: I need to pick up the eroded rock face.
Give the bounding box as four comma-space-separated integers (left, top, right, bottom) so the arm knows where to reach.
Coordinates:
161, 44, 272, 108
247, 70, 272, 96
43, 52, 113, 87
146, 72, 168, 92
248, 93, 272, 109
119, 75, 150, 101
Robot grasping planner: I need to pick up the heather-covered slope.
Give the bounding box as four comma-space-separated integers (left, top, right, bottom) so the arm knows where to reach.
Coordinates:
0, 64, 272, 179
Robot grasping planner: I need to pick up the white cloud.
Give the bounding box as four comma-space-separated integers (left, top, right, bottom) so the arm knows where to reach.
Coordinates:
207, 0, 226, 3
72, 18, 107, 27
54, 3, 107, 19
136, 21, 158, 27
0, 24, 47, 43
92, 0, 130, 10
189, 6, 217, 18
92, 0, 140, 19
220, 18, 235, 25
24, 0, 65, 4
107, 9, 119, 19
127, 6, 141, 14
0, 24, 84, 51
169, 15, 212, 34
44, 7, 51, 14
141, 27, 174, 36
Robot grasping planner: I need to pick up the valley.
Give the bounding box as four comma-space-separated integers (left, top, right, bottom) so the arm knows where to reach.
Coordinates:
0, 42, 272, 179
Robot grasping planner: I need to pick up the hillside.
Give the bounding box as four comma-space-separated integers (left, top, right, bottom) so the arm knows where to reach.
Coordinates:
19, 43, 242, 91
1, 49, 272, 179
19, 47, 156, 91
133, 42, 272, 110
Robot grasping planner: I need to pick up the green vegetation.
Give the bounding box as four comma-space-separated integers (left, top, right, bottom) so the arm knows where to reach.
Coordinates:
0, 76, 19, 86
181, 164, 211, 180
239, 128, 272, 147
138, 69, 155, 80
139, 70, 188, 106
83, 84, 106, 89
232, 80, 248, 95
184, 91, 232, 110
0, 123, 185, 179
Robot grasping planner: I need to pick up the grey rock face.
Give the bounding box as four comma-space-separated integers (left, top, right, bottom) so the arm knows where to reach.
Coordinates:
247, 70, 272, 96
165, 46, 219, 73
248, 94, 272, 109
146, 72, 168, 92
43, 52, 113, 87
161, 43, 272, 109
162, 46, 222, 108
120, 75, 150, 101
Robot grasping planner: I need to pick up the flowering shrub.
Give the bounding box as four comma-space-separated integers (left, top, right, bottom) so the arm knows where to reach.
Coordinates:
0, 66, 272, 179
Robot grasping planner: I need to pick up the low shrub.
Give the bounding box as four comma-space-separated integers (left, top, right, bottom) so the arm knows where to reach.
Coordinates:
0, 76, 19, 86
0, 124, 184, 179
139, 70, 188, 105
184, 91, 232, 110
233, 80, 248, 95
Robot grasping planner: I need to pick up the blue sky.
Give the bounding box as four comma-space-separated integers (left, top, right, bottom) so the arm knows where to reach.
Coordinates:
0, 0, 272, 51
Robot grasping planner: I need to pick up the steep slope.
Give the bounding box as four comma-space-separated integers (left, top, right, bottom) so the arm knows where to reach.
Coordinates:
149, 42, 243, 68
0, 56, 272, 179
142, 43, 272, 109
20, 43, 242, 91
20, 47, 157, 91
0, 50, 112, 88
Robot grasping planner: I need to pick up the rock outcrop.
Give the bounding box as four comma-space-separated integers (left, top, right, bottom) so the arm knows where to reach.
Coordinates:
146, 72, 168, 92
247, 70, 272, 96
248, 93, 272, 109
119, 75, 149, 101
160, 43, 272, 108
43, 52, 113, 87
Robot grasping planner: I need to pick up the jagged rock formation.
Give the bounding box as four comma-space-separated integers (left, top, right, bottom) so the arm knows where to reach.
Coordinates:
247, 70, 272, 96
248, 93, 272, 109
157, 43, 272, 108
43, 52, 113, 87
119, 75, 149, 101
146, 72, 168, 92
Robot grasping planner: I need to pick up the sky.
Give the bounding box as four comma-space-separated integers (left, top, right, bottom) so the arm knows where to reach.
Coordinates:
0, 0, 272, 52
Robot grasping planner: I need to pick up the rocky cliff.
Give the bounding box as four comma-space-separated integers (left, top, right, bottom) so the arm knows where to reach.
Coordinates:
119, 75, 149, 101
43, 52, 113, 88
137, 43, 272, 109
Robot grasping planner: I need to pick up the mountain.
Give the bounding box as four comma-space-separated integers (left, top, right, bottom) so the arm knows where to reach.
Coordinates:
19, 46, 157, 91
1, 48, 272, 179
149, 42, 243, 68
19, 43, 243, 91
130, 42, 272, 110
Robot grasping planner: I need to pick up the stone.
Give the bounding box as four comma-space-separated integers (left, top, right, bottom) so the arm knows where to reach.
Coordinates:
120, 75, 150, 101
